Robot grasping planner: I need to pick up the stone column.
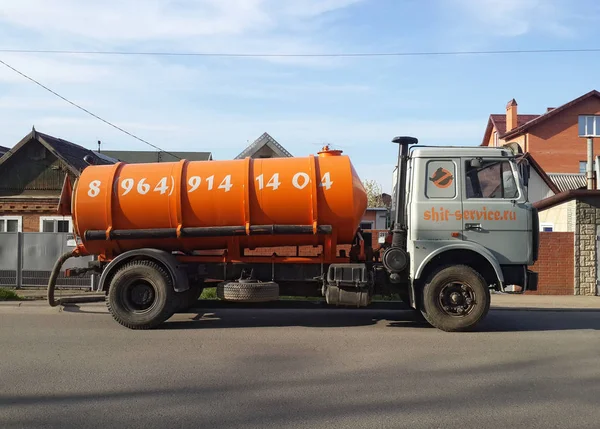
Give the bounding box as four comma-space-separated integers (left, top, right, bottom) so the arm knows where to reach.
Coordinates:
575, 201, 599, 296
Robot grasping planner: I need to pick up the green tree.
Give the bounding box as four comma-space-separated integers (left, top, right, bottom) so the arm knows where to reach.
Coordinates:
362, 179, 386, 208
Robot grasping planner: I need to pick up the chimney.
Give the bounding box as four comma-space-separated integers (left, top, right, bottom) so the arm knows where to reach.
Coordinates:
506, 99, 518, 132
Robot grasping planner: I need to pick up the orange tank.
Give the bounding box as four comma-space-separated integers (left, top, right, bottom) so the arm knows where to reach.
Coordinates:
70, 148, 368, 257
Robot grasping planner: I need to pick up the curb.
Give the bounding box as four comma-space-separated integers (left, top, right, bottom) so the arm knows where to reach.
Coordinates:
491, 306, 600, 312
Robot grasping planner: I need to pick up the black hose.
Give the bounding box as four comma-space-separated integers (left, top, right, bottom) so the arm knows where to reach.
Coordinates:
47, 251, 77, 307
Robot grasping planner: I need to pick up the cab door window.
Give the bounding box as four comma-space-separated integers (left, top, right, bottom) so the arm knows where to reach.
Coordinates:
465, 160, 518, 199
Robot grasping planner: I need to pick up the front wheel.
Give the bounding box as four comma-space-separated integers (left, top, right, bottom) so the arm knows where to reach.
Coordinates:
421, 265, 490, 332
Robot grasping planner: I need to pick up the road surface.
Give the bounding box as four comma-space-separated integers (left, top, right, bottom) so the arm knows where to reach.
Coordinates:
0, 303, 599, 428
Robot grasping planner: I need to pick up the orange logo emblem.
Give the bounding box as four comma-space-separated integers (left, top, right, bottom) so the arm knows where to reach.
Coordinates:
429, 167, 453, 189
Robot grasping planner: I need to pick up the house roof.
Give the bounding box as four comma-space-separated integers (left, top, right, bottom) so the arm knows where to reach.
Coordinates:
0, 128, 116, 176
534, 189, 600, 211
101, 150, 212, 163
235, 132, 292, 159
547, 173, 587, 193
503, 89, 600, 139
0, 145, 8, 156
490, 114, 541, 136
481, 114, 540, 146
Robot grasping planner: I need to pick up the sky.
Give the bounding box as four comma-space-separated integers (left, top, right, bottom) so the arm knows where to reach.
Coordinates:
1, 0, 600, 192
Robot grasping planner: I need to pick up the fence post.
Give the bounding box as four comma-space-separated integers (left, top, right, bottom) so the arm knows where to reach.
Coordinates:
15, 232, 23, 289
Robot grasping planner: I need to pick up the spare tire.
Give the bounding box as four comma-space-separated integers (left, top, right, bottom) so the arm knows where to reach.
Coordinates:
217, 281, 279, 303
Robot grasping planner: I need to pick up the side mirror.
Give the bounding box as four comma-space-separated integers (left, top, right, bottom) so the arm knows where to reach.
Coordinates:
469, 158, 482, 168
519, 162, 530, 186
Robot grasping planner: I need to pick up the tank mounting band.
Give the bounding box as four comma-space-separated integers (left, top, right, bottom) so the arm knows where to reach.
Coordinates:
84, 224, 334, 241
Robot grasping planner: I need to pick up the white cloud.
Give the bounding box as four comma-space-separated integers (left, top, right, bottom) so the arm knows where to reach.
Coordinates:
450, 0, 578, 37
0, 54, 113, 84
0, 0, 363, 42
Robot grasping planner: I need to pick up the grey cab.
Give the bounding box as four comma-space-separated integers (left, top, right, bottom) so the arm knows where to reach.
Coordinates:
384, 139, 538, 332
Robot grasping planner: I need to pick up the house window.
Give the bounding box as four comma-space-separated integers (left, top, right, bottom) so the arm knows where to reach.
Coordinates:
39, 216, 72, 233
0, 216, 22, 232
578, 115, 600, 137
540, 223, 554, 232
360, 222, 374, 230
579, 161, 587, 174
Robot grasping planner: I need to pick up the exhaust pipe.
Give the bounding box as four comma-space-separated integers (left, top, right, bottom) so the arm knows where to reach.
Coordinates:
382, 136, 418, 280
391, 136, 418, 248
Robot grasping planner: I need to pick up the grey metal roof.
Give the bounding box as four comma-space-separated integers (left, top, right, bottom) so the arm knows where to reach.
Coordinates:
0, 145, 8, 156
547, 173, 587, 192
101, 150, 213, 163
235, 132, 292, 159
36, 132, 116, 171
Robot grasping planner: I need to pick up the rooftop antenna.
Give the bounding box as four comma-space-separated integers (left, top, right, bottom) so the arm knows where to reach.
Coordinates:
97, 140, 101, 153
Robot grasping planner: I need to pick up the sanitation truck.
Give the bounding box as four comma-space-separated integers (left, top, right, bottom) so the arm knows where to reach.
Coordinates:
48, 136, 539, 331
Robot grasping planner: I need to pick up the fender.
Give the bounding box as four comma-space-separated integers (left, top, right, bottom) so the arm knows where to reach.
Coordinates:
98, 248, 189, 293
414, 242, 505, 286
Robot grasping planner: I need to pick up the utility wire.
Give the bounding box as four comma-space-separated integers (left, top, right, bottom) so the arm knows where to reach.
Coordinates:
0, 58, 181, 159
1, 47, 600, 57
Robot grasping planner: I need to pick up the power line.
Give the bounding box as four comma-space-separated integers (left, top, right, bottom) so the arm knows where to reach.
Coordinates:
0, 58, 181, 159
1, 47, 600, 57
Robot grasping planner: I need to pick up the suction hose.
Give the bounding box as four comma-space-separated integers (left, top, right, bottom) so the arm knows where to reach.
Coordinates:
47, 251, 79, 307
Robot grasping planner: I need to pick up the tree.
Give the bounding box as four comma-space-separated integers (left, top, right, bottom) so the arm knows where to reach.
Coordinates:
362, 179, 387, 208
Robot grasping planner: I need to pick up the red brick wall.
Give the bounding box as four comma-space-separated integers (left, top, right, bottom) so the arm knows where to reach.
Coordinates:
527, 232, 574, 295
523, 97, 600, 173
0, 199, 60, 232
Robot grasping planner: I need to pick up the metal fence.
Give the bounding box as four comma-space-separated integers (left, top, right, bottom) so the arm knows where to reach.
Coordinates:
0, 232, 95, 289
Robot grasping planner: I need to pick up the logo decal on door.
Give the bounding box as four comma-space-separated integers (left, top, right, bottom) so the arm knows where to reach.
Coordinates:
429, 167, 453, 189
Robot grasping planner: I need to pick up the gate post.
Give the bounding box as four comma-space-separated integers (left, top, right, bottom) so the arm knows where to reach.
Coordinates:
15, 232, 23, 289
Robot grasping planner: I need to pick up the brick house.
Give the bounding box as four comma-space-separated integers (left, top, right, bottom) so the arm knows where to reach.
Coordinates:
482, 90, 600, 173
0, 128, 117, 233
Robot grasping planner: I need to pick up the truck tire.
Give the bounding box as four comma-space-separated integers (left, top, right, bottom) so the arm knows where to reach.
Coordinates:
106, 260, 176, 330
217, 281, 279, 303
420, 265, 490, 332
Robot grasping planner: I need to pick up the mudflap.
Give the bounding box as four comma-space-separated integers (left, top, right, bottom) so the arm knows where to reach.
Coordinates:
503, 267, 538, 294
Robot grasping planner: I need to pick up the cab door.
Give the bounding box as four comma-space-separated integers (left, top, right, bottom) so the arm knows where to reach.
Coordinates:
410, 158, 463, 242
461, 157, 530, 264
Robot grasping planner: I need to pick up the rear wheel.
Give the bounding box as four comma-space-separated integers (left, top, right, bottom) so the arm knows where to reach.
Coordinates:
106, 260, 176, 330
420, 265, 490, 332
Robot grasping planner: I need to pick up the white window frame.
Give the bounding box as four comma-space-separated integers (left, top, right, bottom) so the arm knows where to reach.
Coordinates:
540, 222, 554, 232
0, 215, 23, 232
39, 216, 73, 233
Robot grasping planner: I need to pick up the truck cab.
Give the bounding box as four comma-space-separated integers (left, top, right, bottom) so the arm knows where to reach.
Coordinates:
384, 140, 538, 331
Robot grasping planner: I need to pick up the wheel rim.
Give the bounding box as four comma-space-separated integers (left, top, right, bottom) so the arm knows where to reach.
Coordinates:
437, 282, 476, 317
121, 280, 157, 313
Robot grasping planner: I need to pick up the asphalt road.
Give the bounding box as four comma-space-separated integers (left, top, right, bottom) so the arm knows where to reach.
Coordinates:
1, 304, 599, 429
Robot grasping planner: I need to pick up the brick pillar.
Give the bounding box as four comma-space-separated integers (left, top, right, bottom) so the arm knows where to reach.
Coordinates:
575, 201, 598, 296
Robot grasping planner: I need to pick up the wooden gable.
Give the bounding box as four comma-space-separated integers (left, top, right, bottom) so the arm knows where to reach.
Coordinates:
0, 139, 72, 198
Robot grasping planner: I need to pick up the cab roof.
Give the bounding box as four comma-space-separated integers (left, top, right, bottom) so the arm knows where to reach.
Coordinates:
410, 146, 512, 158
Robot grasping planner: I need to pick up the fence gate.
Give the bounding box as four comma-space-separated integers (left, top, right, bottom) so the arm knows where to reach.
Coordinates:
0, 232, 95, 289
